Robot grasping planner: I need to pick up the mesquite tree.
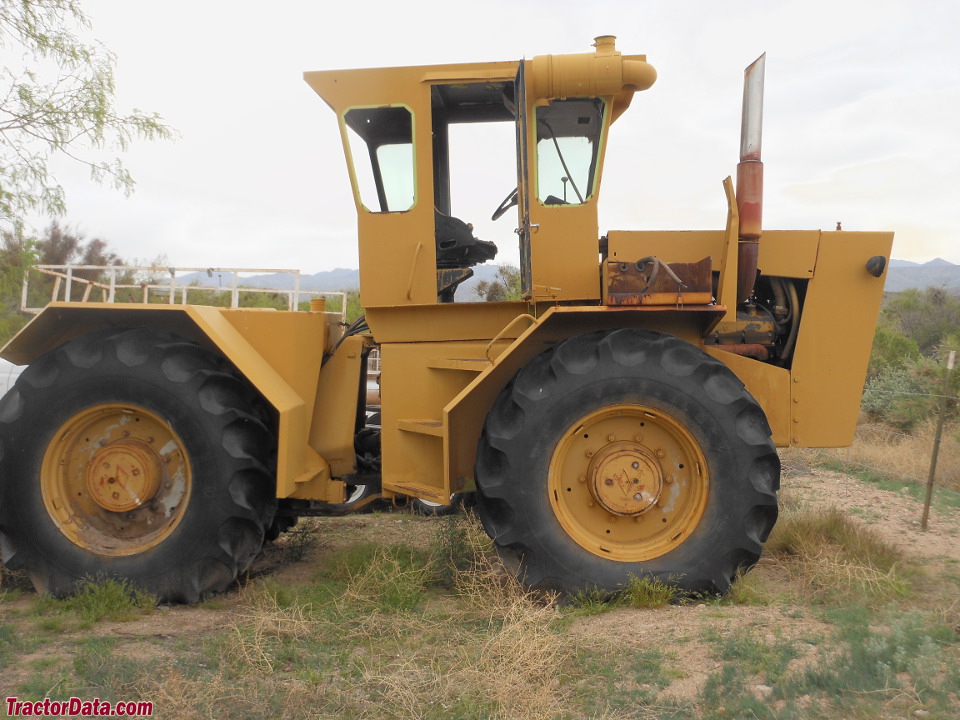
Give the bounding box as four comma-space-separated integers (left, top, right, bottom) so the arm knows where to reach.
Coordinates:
0, 0, 174, 230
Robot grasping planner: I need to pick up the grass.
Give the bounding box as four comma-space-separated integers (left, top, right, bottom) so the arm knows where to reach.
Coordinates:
762, 505, 909, 605
783, 416, 960, 507
24, 576, 157, 632
567, 574, 680, 616
0, 459, 958, 719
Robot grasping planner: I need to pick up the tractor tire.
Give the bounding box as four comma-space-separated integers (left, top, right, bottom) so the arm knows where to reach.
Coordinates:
475, 328, 779, 596
0, 328, 277, 603
411, 493, 465, 517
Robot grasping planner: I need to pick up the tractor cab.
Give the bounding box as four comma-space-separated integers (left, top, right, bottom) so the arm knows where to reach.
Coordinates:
305, 36, 656, 307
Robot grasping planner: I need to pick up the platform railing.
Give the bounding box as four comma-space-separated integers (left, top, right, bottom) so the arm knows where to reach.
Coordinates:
21, 265, 348, 321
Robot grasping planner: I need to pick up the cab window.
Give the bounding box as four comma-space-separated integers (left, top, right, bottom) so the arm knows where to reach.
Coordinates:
535, 98, 605, 206
343, 106, 415, 212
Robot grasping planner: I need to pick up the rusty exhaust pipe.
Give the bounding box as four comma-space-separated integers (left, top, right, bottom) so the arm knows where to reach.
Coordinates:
736, 53, 765, 304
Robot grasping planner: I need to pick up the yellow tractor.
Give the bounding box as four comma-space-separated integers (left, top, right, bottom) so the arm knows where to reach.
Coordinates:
0, 37, 892, 602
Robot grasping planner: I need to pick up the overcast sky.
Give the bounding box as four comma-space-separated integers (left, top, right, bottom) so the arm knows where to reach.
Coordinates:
32, 0, 960, 273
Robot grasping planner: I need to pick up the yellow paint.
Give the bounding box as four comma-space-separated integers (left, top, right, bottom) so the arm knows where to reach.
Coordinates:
791, 231, 894, 446
548, 404, 708, 561
3, 303, 329, 498
309, 334, 367, 480
2, 39, 894, 517
41, 404, 191, 556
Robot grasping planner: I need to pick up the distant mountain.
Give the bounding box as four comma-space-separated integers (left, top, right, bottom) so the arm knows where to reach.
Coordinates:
884, 258, 960, 293
176, 264, 504, 301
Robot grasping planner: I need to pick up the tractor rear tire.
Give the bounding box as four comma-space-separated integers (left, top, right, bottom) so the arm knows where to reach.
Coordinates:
475, 328, 779, 596
0, 328, 277, 603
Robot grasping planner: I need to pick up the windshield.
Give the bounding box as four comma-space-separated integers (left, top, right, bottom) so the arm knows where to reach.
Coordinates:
535, 98, 605, 206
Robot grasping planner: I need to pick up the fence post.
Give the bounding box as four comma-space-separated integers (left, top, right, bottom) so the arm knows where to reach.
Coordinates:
921, 349, 956, 531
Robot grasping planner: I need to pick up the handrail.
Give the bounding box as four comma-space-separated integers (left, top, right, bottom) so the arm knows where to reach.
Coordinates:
484, 313, 539, 362
20, 264, 348, 323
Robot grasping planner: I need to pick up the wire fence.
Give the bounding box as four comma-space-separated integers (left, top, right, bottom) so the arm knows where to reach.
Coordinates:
789, 359, 960, 526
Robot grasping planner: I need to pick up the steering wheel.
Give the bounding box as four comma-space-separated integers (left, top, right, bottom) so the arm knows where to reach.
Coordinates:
491, 187, 519, 221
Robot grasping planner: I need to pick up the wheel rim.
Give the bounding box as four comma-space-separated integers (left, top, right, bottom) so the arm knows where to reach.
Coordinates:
41, 404, 191, 557
548, 404, 709, 562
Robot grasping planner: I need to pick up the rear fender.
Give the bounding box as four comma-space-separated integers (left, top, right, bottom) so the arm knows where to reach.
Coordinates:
2, 303, 331, 499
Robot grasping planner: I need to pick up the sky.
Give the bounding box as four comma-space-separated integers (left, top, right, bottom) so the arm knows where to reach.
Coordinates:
25, 0, 960, 273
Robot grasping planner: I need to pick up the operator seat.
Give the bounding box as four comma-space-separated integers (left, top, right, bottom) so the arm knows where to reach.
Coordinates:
434, 210, 498, 302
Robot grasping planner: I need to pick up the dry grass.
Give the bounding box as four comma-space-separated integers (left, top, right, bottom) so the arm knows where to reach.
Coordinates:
764, 503, 908, 603
226, 582, 316, 673
216, 512, 574, 720
352, 597, 569, 720
788, 417, 960, 492
337, 546, 433, 613
136, 669, 338, 720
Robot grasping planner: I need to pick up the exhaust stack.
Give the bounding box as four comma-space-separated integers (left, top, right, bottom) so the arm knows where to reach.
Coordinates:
736, 53, 765, 304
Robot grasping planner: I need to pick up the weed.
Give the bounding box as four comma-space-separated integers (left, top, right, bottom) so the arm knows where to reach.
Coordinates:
723, 569, 773, 606
66, 576, 156, 627
339, 545, 432, 613
620, 574, 680, 608
276, 518, 324, 562
567, 585, 617, 615
767, 507, 901, 571
782, 609, 960, 714
571, 644, 675, 714
72, 637, 144, 698
565, 575, 685, 615
429, 510, 493, 588
703, 627, 800, 683
25, 576, 155, 631
13, 671, 74, 701
36, 615, 67, 633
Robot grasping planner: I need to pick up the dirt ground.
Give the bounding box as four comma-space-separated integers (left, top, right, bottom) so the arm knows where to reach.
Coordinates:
569, 465, 960, 703
2, 466, 958, 705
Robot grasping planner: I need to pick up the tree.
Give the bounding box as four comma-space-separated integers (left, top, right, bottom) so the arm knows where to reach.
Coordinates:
867, 321, 920, 379
474, 264, 522, 302
879, 287, 960, 356
0, 225, 37, 340
0, 0, 174, 230
0, 221, 124, 337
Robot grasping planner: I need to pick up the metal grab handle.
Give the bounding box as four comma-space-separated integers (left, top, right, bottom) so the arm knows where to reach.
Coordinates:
484, 313, 539, 362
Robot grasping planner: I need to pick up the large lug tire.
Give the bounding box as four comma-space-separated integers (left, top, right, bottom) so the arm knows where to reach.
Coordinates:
0, 328, 277, 603
411, 493, 466, 517
475, 329, 779, 596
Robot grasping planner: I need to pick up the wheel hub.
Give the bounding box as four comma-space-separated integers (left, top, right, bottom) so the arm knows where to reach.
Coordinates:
588, 442, 662, 515
41, 403, 191, 557
547, 404, 709, 562
86, 442, 162, 513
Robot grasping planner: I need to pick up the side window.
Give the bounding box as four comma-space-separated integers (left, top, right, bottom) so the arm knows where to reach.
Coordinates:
535, 98, 605, 206
343, 106, 415, 212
